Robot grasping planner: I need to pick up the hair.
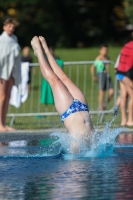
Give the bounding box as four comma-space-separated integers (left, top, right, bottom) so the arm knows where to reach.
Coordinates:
23, 46, 30, 50
3, 18, 19, 27
49, 46, 54, 51
99, 44, 108, 49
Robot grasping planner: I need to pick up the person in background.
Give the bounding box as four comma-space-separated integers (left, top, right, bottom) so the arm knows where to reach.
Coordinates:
113, 54, 128, 118
116, 32, 133, 126
21, 46, 33, 92
113, 55, 121, 116
90, 44, 114, 110
0, 18, 21, 132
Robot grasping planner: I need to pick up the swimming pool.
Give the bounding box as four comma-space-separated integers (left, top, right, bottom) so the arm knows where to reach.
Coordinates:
0, 130, 133, 199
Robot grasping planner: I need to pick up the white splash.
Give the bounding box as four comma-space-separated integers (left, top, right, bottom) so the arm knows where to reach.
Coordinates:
50, 117, 128, 160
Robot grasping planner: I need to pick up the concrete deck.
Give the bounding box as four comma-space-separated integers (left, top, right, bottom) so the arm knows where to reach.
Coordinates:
0, 128, 66, 142
0, 128, 132, 142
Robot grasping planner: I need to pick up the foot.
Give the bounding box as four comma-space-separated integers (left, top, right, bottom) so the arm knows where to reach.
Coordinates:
31, 36, 42, 56
0, 125, 7, 132
39, 36, 49, 54
126, 121, 133, 127
121, 123, 127, 127
121, 120, 127, 126
5, 126, 15, 131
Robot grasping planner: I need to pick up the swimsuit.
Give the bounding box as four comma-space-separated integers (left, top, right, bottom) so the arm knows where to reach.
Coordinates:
116, 73, 125, 81
60, 99, 89, 122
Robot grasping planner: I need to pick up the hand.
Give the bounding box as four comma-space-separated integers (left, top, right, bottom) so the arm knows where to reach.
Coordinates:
93, 77, 98, 82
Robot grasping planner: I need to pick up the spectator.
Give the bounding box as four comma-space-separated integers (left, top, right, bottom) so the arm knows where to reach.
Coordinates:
113, 55, 128, 117
116, 32, 133, 126
21, 46, 33, 92
0, 18, 21, 132
90, 44, 114, 110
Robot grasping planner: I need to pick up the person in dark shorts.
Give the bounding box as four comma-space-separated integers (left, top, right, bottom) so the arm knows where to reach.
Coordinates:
91, 44, 114, 110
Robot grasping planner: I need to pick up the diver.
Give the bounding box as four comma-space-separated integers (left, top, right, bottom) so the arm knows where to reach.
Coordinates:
31, 36, 95, 153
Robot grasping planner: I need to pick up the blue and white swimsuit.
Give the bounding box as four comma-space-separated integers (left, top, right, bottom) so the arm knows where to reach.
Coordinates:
60, 99, 89, 122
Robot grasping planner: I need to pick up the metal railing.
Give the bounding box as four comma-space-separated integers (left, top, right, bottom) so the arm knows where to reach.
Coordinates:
7, 60, 118, 125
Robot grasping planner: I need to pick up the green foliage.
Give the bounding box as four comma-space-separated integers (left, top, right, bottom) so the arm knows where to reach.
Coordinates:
125, 0, 133, 24
0, 0, 129, 48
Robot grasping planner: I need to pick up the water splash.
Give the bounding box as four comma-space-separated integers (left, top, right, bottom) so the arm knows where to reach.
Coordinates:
51, 116, 128, 160
0, 117, 128, 159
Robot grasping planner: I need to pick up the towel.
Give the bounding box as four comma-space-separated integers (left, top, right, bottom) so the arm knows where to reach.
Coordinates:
40, 59, 64, 104
0, 31, 21, 91
9, 62, 30, 108
114, 54, 120, 69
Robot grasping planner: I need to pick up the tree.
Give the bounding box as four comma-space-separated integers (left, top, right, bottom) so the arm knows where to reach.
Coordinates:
124, 0, 133, 24
0, 0, 129, 47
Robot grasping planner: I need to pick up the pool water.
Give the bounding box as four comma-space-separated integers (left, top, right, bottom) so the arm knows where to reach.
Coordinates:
0, 130, 133, 199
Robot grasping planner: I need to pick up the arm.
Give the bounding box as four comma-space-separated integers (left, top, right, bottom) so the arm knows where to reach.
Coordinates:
90, 64, 98, 82
105, 56, 110, 73
105, 63, 109, 73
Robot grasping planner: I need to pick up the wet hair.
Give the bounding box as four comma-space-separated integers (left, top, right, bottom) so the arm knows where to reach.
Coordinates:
99, 44, 108, 49
3, 18, 19, 27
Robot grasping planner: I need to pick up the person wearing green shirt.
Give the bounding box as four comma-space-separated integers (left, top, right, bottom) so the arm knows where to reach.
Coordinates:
91, 44, 114, 110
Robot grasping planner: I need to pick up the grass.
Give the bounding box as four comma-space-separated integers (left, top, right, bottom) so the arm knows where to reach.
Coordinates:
55, 47, 121, 61
7, 46, 122, 130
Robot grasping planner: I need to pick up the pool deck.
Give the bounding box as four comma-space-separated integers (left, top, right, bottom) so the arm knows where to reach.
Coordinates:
0, 128, 133, 142
0, 128, 66, 142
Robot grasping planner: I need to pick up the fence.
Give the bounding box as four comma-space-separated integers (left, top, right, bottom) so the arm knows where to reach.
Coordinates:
7, 60, 118, 126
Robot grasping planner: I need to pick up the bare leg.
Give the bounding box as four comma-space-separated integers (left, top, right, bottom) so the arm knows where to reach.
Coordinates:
0, 79, 7, 131
3, 76, 15, 131
99, 90, 105, 110
107, 88, 114, 103
31, 36, 74, 115
100, 88, 114, 110
119, 81, 127, 126
39, 36, 87, 105
122, 77, 133, 126
115, 95, 121, 107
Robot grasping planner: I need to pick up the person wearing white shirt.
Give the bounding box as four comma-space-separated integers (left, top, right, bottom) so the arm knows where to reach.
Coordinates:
0, 18, 21, 131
